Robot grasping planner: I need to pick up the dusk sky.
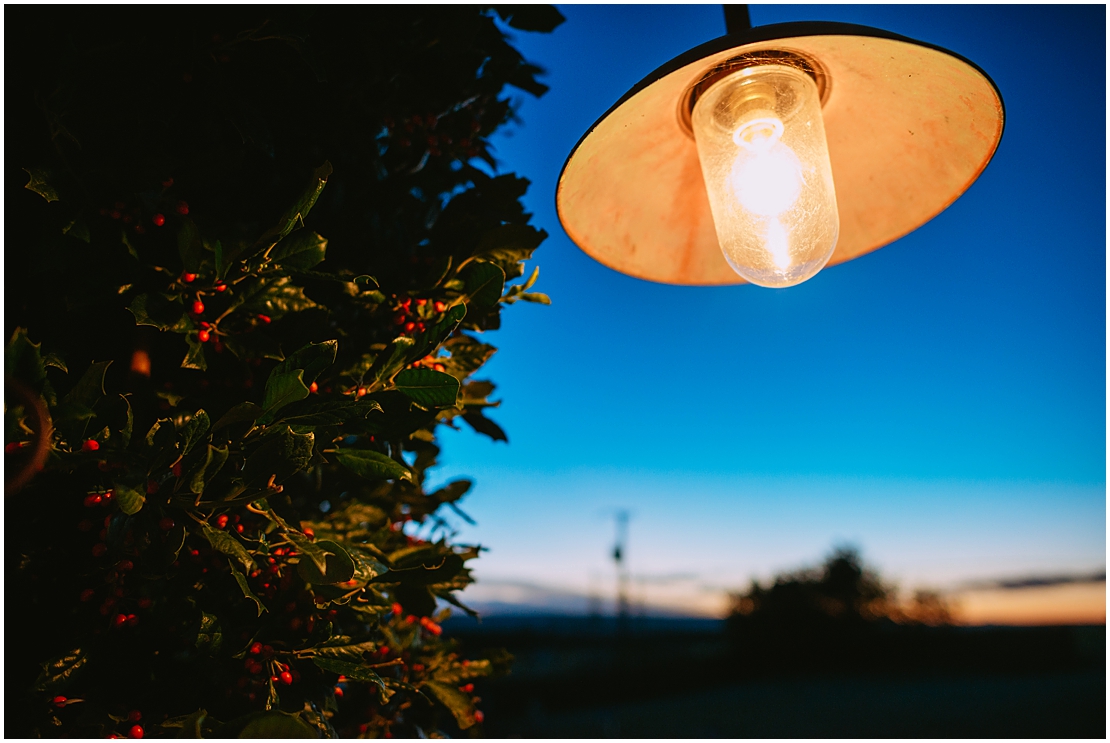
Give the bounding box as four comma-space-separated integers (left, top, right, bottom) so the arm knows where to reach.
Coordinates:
423, 5, 1105, 621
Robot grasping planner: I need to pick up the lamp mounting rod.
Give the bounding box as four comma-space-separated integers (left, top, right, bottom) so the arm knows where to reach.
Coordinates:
723, 4, 752, 34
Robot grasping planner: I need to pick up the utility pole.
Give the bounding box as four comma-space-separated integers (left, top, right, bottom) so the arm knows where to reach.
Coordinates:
612, 510, 630, 638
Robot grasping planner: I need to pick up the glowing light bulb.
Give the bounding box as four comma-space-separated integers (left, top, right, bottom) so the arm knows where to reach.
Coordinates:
692, 64, 838, 287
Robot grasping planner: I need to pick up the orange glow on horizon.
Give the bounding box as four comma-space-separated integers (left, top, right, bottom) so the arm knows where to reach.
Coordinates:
949, 581, 1106, 626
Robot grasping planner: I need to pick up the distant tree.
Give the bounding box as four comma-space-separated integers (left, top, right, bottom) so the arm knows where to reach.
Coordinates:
6, 6, 561, 738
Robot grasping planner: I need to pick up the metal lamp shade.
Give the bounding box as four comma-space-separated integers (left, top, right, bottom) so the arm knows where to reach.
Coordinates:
557, 22, 1005, 285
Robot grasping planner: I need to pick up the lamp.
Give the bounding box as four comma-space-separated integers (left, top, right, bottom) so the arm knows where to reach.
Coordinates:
557, 9, 1005, 287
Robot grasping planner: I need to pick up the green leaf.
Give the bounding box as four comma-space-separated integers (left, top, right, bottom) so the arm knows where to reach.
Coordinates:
394, 369, 460, 408
119, 395, 133, 449
213, 402, 263, 431
518, 292, 551, 304
474, 223, 547, 279
277, 399, 382, 427
310, 639, 379, 662
296, 539, 355, 585
127, 293, 186, 331
250, 162, 333, 260
175, 709, 208, 738
7, 328, 47, 394
460, 260, 505, 311
242, 426, 314, 486
334, 448, 412, 483
178, 410, 211, 456
462, 408, 508, 442
32, 648, 88, 692
422, 680, 475, 729
62, 219, 91, 243
202, 524, 254, 571
271, 231, 327, 270
215, 239, 229, 279
62, 361, 111, 409
23, 167, 59, 202
177, 218, 203, 273
270, 340, 337, 386
390, 553, 464, 586
494, 4, 566, 32
237, 711, 316, 738
188, 445, 229, 495
114, 483, 146, 515
229, 563, 267, 616
284, 531, 334, 575
368, 336, 416, 387
182, 335, 208, 371
195, 611, 223, 653
42, 352, 67, 374
408, 303, 467, 362
310, 657, 385, 688
258, 370, 310, 425
430, 479, 472, 504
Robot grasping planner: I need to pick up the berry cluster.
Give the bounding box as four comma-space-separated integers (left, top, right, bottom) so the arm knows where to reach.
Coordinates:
383, 112, 485, 161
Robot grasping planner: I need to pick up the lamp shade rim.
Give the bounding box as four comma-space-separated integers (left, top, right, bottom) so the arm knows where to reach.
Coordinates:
557, 20, 1006, 286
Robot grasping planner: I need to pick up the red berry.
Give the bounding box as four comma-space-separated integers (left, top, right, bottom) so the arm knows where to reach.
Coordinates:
110, 210, 122, 220
473, 711, 484, 724
146, 480, 159, 495
138, 597, 152, 609
263, 645, 274, 656
159, 517, 174, 531
103, 489, 114, 501
416, 322, 426, 332
257, 314, 271, 324
128, 710, 142, 723
197, 329, 210, 343
403, 322, 415, 333
128, 724, 144, 739
126, 614, 139, 627
133, 225, 146, 235
309, 382, 318, 394
152, 214, 165, 227
172, 462, 183, 478
249, 642, 262, 655
92, 543, 108, 557
215, 283, 227, 292
416, 298, 427, 307
280, 671, 293, 685
82, 439, 100, 453
175, 201, 189, 215
183, 273, 197, 283
84, 494, 102, 508
53, 695, 67, 707
5, 442, 21, 454
191, 300, 205, 315
118, 559, 134, 572
461, 683, 474, 693
236, 524, 244, 533
434, 301, 447, 313
333, 686, 344, 697
113, 613, 128, 628
215, 514, 228, 529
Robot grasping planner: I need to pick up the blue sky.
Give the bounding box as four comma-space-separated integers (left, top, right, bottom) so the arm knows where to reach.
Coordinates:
427, 5, 1105, 612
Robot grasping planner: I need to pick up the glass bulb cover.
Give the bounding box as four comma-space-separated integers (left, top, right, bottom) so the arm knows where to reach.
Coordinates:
692, 64, 839, 288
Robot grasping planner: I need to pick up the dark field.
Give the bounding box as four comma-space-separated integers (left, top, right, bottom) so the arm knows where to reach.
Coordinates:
445, 616, 1106, 738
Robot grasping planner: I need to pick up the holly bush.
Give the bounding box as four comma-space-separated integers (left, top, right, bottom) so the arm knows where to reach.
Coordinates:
6, 6, 561, 738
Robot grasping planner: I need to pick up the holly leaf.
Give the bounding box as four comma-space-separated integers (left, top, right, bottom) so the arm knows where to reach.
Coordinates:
368, 336, 416, 387
258, 370, 310, 425
334, 449, 412, 483
409, 303, 466, 363
178, 410, 210, 456
127, 293, 186, 331
285, 530, 335, 574
474, 223, 547, 279
296, 539, 355, 585
460, 261, 505, 311
195, 611, 223, 653
310, 640, 379, 662
213, 402, 263, 431
32, 648, 88, 692
277, 399, 382, 427
421, 680, 475, 729
62, 218, 91, 243
462, 408, 508, 442
271, 231, 327, 270
236, 711, 316, 738
7, 328, 47, 394
178, 218, 203, 273
311, 657, 386, 688
182, 335, 208, 371
62, 361, 111, 410
114, 483, 146, 515
271, 340, 337, 386
187, 444, 229, 495
249, 161, 333, 260
241, 426, 314, 486
202, 523, 254, 571
23, 167, 59, 202
394, 369, 459, 408
229, 563, 267, 616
